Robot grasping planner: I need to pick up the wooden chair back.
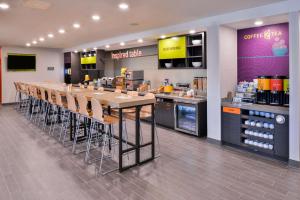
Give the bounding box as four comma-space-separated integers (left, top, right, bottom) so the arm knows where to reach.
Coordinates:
39, 87, 46, 101
87, 85, 94, 91
46, 89, 54, 104
91, 98, 104, 122
97, 87, 104, 92
55, 91, 63, 107
141, 93, 155, 113
114, 89, 122, 93
66, 93, 77, 112
76, 94, 89, 116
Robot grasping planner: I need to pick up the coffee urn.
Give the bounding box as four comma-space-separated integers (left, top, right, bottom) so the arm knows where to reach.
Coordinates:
256, 76, 271, 104
270, 76, 284, 105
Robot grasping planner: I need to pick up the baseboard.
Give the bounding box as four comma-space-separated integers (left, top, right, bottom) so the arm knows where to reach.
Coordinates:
288, 159, 300, 168
207, 137, 222, 145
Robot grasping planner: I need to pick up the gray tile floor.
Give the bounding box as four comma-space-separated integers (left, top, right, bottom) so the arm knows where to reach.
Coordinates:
0, 105, 300, 200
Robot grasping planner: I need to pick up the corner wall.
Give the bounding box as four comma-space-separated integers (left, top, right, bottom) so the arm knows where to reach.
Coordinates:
207, 25, 237, 141
1, 46, 64, 103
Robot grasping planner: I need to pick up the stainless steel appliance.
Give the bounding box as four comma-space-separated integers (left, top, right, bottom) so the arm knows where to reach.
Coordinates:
125, 70, 144, 91
125, 70, 144, 80
100, 77, 108, 87
174, 101, 207, 137
107, 77, 116, 88
126, 80, 144, 91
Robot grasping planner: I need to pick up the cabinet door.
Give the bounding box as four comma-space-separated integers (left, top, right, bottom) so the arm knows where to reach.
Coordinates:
221, 107, 241, 145
155, 101, 174, 129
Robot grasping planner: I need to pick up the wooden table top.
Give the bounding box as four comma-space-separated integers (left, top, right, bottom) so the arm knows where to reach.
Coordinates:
22, 82, 155, 108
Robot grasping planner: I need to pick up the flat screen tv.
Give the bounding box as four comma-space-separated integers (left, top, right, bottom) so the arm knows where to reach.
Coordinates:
7, 53, 36, 71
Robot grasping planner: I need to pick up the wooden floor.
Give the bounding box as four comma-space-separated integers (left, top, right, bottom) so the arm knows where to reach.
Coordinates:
0, 105, 300, 200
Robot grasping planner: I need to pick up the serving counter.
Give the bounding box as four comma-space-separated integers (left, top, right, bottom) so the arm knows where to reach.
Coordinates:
221, 100, 289, 161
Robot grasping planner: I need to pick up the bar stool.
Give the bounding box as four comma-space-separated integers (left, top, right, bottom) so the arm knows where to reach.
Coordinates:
61, 93, 78, 146
72, 94, 92, 154
37, 87, 48, 128
13, 82, 21, 110
90, 98, 119, 175
45, 89, 56, 134
49, 90, 68, 138
29, 86, 41, 122
87, 85, 94, 90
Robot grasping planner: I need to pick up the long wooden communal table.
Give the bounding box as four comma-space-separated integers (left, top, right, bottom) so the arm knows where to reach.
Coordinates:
23, 82, 156, 172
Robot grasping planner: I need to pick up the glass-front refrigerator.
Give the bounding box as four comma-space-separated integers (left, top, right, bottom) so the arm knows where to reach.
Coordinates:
174, 102, 199, 136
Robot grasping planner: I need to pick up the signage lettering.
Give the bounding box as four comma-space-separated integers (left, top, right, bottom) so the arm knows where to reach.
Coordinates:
111, 49, 143, 60
243, 29, 283, 40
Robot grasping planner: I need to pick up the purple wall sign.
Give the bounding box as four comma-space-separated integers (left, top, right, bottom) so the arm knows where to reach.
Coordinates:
238, 23, 289, 82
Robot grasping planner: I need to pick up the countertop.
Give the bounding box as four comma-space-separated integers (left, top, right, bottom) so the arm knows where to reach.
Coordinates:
222, 101, 289, 115
155, 93, 207, 104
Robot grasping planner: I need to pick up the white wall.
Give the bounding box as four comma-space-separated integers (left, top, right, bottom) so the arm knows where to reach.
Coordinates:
1, 46, 64, 103
207, 25, 237, 141
288, 12, 300, 162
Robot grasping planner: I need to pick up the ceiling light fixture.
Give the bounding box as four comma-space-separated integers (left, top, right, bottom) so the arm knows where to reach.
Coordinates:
39, 37, 45, 42
118, 2, 129, 10
254, 20, 264, 26
137, 38, 143, 43
83, 49, 87, 52
58, 29, 65, 34
26, 43, 31, 47
48, 33, 54, 38
0, 2, 9, 10
160, 35, 166, 39
105, 45, 110, 49
32, 40, 37, 44
74, 50, 78, 53
92, 15, 100, 21
93, 47, 97, 50
189, 29, 196, 34
120, 42, 125, 46
73, 23, 80, 29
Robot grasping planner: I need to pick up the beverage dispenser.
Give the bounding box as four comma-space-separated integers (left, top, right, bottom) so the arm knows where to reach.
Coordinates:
270, 76, 284, 105
256, 76, 271, 104
283, 77, 289, 106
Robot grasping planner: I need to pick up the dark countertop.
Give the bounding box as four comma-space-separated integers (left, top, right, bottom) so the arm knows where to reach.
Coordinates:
222, 101, 289, 115
155, 93, 207, 104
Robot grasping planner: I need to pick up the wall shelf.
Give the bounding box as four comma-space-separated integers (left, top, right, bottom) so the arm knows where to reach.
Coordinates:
158, 31, 206, 70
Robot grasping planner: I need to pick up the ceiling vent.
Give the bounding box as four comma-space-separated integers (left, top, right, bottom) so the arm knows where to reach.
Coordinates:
22, 0, 51, 10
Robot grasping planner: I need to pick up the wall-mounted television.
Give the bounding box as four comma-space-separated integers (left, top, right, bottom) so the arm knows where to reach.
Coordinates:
7, 53, 36, 71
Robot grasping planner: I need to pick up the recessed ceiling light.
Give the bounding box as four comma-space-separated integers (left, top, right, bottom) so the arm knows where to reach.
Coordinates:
105, 45, 110, 49
48, 33, 54, 38
254, 20, 264, 26
83, 49, 87, 52
73, 23, 80, 29
189, 29, 196, 34
137, 38, 143, 43
74, 50, 78, 53
39, 37, 45, 42
58, 29, 65, 34
120, 42, 125, 46
92, 15, 100, 21
119, 2, 129, 10
160, 35, 166, 39
93, 47, 97, 50
0, 2, 9, 10
32, 40, 37, 44
26, 43, 31, 47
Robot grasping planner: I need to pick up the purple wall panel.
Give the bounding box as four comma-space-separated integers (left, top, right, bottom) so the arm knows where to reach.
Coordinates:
237, 23, 289, 82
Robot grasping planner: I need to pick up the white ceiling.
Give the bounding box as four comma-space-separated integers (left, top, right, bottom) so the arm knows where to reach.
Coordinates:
226, 14, 288, 30
0, 0, 285, 49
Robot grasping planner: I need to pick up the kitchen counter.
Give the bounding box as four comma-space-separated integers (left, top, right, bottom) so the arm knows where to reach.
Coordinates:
222, 101, 289, 115
155, 93, 207, 104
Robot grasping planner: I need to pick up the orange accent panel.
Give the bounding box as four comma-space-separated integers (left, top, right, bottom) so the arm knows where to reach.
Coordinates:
223, 107, 241, 115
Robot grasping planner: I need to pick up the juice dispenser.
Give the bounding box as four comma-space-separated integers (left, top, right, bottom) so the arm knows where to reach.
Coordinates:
283, 77, 289, 106
269, 76, 284, 105
256, 76, 271, 104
